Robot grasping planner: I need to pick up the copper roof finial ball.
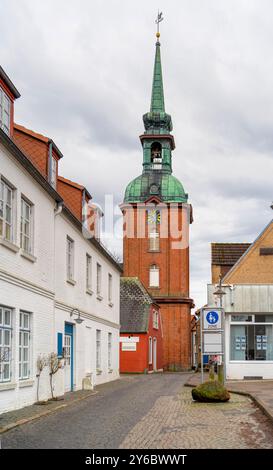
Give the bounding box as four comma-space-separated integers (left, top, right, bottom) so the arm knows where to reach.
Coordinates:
155, 11, 163, 40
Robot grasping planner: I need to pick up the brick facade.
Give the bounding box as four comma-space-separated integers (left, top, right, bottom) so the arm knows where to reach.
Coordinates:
122, 203, 193, 370
224, 221, 273, 284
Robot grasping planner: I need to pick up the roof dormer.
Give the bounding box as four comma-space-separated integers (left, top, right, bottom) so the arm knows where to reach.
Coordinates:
13, 124, 63, 188
0, 65, 20, 137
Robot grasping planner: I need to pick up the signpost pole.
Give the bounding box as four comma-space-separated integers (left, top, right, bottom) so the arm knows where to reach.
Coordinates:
200, 309, 204, 384
222, 309, 226, 384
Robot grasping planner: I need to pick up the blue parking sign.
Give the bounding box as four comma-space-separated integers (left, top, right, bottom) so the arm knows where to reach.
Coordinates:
206, 311, 219, 325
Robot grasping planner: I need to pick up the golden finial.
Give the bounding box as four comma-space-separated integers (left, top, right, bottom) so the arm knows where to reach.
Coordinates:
155, 11, 163, 41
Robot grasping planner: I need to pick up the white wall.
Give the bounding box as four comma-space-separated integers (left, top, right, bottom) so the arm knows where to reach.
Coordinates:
54, 213, 120, 389
54, 214, 119, 325
0, 143, 56, 413
0, 143, 55, 292
0, 142, 120, 414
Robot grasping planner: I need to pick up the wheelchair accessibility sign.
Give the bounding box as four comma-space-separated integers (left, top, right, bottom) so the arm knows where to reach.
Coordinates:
203, 308, 222, 330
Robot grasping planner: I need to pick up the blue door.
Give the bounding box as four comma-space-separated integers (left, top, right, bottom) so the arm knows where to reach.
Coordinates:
64, 323, 74, 391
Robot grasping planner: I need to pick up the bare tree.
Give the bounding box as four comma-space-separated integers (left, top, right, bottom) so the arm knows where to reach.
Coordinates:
36, 354, 47, 403
0, 347, 9, 381
48, 352, 61, 400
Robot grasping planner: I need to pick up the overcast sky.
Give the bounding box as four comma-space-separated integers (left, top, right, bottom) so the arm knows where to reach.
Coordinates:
1, 0, 273, 308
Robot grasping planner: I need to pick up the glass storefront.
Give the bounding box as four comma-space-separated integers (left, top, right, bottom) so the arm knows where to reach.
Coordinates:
230, 315, 273, 361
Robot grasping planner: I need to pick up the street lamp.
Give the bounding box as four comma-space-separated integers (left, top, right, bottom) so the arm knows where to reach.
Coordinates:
213, 274, 226, 384
70, 308, 84, 324
213, 274, 226, 307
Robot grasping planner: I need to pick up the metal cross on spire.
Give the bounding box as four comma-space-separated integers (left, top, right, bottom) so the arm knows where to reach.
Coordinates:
155, 11, 163, 41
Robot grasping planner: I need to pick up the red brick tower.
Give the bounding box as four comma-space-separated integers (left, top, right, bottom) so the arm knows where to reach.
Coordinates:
121, 29, 194, 370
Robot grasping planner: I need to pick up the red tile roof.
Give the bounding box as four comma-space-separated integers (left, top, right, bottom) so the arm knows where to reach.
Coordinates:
57, 176, 92, 200
211, 243, 251, 265
14, 123, 63, 159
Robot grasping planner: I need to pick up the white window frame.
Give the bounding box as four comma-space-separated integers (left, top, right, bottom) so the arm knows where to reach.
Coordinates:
149, 336, 153, 365
108, 273, 113, 303
19, 311, 31, 380
149, 265, 159, 288
0, 87, 11, 135
86, 254, 92, 291
96, 329, 101, 370
108, 332, 112, 369
0, 178, 15, 243
66, 236, 74, 281
20, 197, 33, 254
0, 306, 12, 383
97, 263, 102, 296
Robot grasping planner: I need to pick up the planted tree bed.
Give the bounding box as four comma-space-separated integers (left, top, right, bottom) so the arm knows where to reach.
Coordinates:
192, 380, 230, 403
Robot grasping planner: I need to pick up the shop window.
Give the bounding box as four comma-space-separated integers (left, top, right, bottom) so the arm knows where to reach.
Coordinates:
230, 324, 273, 361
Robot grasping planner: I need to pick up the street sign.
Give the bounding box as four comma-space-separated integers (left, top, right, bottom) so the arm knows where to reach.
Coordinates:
203, 309, 222, 330
200, 307, 225, 383
203, 333, 223, 353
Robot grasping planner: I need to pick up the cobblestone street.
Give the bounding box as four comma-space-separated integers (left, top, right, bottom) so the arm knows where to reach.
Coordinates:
120, 387, 273, 449
2, 374, 273, 449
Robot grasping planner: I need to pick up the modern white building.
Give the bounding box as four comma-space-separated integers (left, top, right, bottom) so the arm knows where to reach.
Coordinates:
207, 284, 273, 380
0, 66, 121, 414
206, 224, 273, 380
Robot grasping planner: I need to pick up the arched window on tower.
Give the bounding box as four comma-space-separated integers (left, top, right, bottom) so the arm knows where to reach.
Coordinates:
149, 264, 160, 288
151, 142, 162, 169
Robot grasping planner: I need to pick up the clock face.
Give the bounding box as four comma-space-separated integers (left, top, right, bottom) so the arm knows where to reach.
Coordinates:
147, 209, 161, 225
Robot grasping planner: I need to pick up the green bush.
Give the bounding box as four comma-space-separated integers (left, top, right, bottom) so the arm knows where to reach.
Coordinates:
192, 380, 230, 403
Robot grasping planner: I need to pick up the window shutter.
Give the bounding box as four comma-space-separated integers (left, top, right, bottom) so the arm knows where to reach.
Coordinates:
57, 332, 63, 358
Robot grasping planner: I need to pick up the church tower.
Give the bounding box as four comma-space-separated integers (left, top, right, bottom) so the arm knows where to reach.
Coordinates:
121, 24, 194, 371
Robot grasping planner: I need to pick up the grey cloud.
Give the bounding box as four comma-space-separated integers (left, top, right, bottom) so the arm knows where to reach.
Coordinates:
1, 0, 273, 308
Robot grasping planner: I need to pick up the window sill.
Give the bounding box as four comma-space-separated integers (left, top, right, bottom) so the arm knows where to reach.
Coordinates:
0, 237, 20, 253
108, 302, 114, 308
149, 286, 160, 290
86, 288, 93, 296
20, 250, 37, 263
96, 294, 103, 301
67, 279, 76, 286
19, 379, 34, 388
148, 250, 161, 253
229, 360, 273, 364
0, 381, 16, 391
96, 369, 102, 375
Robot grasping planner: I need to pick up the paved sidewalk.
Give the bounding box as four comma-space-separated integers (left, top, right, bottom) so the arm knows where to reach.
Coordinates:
185, 373, 273, 423
120, 387, 273, 449
0, 389, 97, 434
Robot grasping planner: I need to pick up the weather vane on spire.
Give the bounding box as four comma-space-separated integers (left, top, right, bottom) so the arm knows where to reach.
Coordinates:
155, 11, 163, 41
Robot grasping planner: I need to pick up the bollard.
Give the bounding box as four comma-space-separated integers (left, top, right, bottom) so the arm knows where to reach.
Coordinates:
218, 364, 224, 385
209, 365, 215, 381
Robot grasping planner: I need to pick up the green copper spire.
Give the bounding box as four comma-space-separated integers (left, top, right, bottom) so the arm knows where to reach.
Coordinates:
150, 41, 165, 113
143, 37, 172, 134
123, 16, 188, 204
